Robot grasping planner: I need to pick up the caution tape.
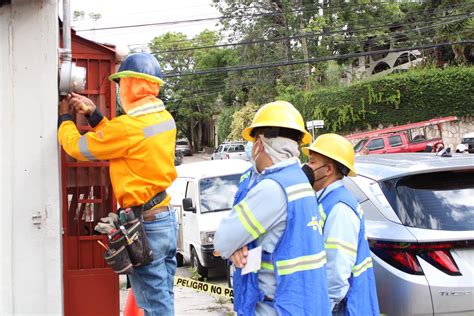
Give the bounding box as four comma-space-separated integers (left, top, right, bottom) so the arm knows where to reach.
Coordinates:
174, 276, 234, 299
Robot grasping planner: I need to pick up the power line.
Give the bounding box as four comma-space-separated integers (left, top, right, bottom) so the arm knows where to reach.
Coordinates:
146, 13, 472, 54
163, 40, 473, 78
76, 1, 473, 33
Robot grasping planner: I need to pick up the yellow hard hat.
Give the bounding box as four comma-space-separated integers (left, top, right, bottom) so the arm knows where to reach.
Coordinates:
302, 133, 357, 177
242, 101, 312, 145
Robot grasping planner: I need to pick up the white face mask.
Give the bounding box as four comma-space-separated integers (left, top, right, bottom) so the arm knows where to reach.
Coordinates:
252, 138, 264, 173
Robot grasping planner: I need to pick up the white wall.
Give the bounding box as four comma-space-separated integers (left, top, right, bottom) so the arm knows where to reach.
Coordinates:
0, 0, 62, 314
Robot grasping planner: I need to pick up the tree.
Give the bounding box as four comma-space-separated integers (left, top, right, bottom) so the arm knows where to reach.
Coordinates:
149, 30, 239, 150
228, 103, 259, 140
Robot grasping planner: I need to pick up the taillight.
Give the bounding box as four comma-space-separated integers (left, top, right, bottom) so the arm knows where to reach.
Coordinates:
370, 241, 423, 275
420, 250, 460, 276
369, 240, 469, 276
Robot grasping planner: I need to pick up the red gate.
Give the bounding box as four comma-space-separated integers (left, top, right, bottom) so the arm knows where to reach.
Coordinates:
60, 30, 119, 316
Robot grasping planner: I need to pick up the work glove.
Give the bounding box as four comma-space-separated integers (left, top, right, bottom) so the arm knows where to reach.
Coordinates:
94, 212, 119, 235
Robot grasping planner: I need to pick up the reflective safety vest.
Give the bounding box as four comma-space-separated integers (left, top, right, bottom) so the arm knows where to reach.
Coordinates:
319, 185, 380, 316
232, 162, 331, 316
58, 101, 177, 208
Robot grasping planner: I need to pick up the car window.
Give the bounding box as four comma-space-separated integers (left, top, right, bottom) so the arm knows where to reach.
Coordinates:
367, 138, 385, 151
176, 141, 189, 146
388, 135, 402, 147
380, 170, 474, 231
199, 174, 240, 213
394, 53, 409, 67
354, 139, 368, 153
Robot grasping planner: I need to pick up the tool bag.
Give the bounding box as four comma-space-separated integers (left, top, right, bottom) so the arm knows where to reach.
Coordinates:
104, 217, 153, 274
102, 191, 166, 274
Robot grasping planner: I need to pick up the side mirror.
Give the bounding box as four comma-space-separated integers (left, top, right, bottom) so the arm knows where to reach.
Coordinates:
183, 198, 196, 213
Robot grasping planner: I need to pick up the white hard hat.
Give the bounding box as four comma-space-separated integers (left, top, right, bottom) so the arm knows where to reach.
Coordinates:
456, 144, 468, 152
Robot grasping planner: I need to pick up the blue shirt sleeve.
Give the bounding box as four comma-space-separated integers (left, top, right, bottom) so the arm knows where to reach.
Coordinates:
214, 179, 287, 259
324, 202, 360, 309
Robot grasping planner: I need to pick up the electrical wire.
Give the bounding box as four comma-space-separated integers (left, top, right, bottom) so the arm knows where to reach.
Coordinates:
76, 1, 473, 33
162, 40, 474, 78
144, 13, 472, 54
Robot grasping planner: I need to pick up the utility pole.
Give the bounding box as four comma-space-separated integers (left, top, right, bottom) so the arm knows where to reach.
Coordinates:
296, 0, 312, 90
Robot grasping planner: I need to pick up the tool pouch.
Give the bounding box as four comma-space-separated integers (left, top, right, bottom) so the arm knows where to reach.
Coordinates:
103, 245, 134, 274
125, 219, 153, 267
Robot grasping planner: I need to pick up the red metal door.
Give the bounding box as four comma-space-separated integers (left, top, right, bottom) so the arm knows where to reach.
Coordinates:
60, 31, 119, 316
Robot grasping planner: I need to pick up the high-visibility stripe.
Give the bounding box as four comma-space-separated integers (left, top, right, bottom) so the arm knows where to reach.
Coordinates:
319, 204, 326, 221
319, 204, 326, 233
143, 119, 176, 138
235, 202, 265, 239
352, 257, 373, 277
79, 135, 97, 161
261, 261, 274, 271
276, 251, 326, 276
286, 183, 315, 202
240, 171, 251, 183
128, 102, 165, 117
325, 238, 357, 257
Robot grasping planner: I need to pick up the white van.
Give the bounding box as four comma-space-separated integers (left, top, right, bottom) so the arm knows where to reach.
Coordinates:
167, 159, 252, 278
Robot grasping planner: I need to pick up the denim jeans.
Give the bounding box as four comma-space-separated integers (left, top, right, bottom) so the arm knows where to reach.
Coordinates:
129, 208, 178, 316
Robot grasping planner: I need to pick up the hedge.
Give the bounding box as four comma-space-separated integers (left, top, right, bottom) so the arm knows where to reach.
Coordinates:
278, 67, 474, 133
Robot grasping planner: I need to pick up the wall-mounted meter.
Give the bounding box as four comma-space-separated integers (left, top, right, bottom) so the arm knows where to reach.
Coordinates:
58, 60, 86, 95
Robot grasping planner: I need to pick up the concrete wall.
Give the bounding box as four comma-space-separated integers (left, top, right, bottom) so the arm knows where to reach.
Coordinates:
0, 0, 62, 314
441, 116, 474, 150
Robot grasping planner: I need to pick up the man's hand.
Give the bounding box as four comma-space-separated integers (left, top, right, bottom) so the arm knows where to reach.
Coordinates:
59, 96, 71, 115
229, 246, 248, 268
69, 92, 96, 115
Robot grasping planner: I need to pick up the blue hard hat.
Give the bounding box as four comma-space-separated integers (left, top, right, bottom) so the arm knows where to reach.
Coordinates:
109, 53, 164, 86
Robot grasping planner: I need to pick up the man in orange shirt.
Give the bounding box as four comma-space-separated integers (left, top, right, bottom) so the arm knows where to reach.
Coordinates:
58, 53, 177, 316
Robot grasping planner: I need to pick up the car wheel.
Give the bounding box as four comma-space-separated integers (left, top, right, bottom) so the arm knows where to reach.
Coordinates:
176, 253, 184, 267
226, 263, 235, 288
191, 247, 208, 278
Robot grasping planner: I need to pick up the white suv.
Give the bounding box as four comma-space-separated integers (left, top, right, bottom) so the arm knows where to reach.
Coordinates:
211, 142, 247, 160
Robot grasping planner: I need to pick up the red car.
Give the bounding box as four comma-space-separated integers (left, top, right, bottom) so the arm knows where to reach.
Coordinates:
354, 131, 444, 155
348, 117, 456, 155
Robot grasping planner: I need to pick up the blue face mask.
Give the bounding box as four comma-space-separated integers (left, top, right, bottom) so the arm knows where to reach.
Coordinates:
245, 141, 253, 162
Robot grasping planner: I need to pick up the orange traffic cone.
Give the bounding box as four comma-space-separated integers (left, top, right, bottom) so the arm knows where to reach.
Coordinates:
123, 288, 144, 316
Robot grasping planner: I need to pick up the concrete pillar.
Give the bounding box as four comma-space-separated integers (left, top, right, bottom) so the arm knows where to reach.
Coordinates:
0, 0, 62, 314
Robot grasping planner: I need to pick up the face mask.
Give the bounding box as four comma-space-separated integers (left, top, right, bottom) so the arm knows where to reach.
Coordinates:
301, 164, 328, 186
252, 138, 264, 173
245, 141, 253, 162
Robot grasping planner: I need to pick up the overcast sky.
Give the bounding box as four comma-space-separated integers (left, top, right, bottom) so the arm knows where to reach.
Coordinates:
70, 0, 221, 52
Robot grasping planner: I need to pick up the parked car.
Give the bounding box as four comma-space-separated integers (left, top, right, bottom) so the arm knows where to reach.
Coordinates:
176, 139, 192, 156
167, 159, 252, 278
354, 131, 444, 155
343, 153, 474, 315
211, 141, 247, 160
460, 132, 474, 153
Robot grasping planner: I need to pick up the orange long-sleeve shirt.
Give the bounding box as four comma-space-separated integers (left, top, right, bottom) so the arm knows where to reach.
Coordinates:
58, 101, 177, 208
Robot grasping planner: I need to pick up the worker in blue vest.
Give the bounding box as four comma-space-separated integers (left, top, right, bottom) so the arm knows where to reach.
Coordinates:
301, 134, 379, 316
214, 101, 331, 316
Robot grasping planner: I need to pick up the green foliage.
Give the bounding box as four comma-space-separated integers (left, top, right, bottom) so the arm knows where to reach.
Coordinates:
217, 107, 236, 143
228, 103, 260, 140
278, 67, 474, 133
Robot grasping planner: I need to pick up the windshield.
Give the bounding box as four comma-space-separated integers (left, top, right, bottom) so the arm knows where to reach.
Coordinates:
380, 170, 474, 231
199, 174, 240, 213
354, 139, 367, 152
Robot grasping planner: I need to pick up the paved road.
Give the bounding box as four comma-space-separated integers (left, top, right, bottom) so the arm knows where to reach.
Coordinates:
120, 152, 235, 315
119, 264, 233, 315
